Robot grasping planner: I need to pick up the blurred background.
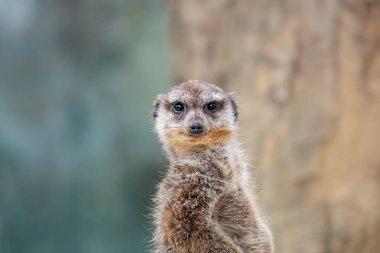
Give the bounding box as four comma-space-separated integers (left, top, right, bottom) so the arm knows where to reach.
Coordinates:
1, 0, 380, 253
0, 0, 169, 252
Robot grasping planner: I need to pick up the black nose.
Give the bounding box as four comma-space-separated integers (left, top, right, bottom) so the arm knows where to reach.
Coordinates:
189, 121, 203, 134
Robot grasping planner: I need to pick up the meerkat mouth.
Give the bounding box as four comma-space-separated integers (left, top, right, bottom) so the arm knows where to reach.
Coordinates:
165, 127, 232, 147
182, 128, 232, 143
181, 131, 209, 140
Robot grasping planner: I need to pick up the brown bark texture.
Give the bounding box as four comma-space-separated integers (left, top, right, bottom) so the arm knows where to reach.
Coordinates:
166, 1, 380, 253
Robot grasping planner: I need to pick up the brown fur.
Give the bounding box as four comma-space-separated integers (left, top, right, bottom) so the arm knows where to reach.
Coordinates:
152, 80, 273, 253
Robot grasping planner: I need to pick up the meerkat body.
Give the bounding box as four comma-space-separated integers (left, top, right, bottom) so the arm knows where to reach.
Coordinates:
152, 80, 273, 253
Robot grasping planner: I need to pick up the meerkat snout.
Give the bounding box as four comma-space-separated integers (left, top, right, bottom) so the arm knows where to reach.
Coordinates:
188, 120, 203, 134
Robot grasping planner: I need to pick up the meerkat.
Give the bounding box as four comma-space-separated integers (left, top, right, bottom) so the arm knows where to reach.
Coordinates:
151, 80, 273, 253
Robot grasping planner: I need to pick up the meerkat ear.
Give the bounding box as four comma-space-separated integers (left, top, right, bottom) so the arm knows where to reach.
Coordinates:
228, 93, 239, 120
152, 95, 162, 120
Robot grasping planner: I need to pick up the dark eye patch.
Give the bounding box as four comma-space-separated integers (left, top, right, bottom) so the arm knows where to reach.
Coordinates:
204, 101, 222, 113
207, 102, 217, 111
172, 102, 185, 114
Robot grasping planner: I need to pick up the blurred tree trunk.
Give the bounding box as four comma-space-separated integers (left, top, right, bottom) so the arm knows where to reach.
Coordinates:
166, 1, 380, 252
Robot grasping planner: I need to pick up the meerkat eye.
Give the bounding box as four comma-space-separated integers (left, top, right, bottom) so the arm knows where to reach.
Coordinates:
173, 102, 185, 113
206, 101, 218, 111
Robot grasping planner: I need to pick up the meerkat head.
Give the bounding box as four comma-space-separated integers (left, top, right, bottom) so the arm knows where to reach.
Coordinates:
152, 80, 238, 151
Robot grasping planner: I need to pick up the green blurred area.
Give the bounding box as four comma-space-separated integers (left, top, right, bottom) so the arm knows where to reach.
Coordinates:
0, 0, 169, 252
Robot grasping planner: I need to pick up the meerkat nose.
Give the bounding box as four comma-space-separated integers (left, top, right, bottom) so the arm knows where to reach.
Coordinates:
189, 121, 203, 134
